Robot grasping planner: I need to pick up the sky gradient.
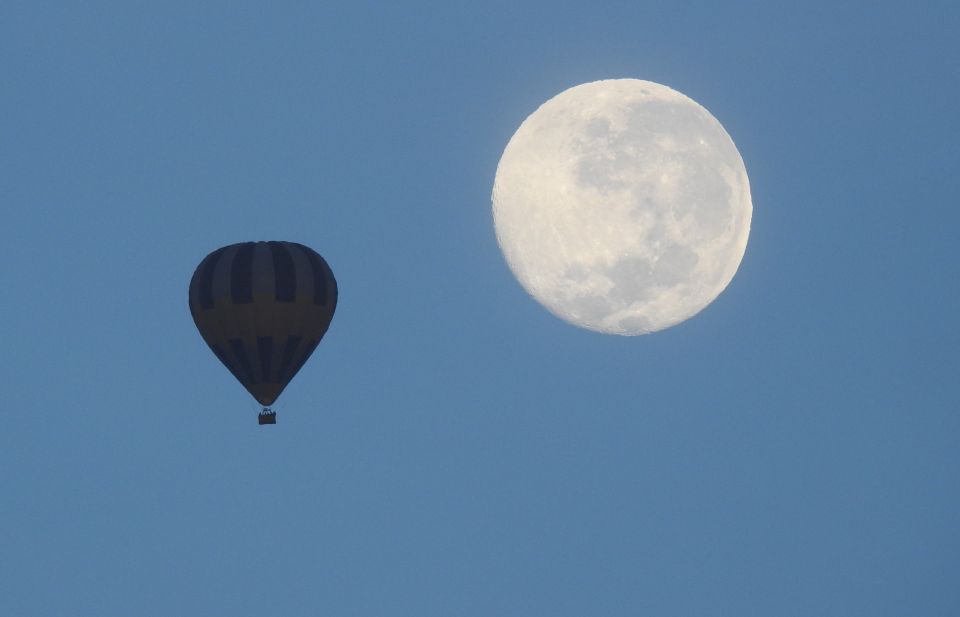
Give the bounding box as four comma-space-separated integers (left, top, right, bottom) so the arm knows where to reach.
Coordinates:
2, 2, 958, 615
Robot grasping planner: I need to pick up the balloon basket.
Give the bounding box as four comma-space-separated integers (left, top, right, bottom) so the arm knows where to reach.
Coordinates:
258, 409, 277, 425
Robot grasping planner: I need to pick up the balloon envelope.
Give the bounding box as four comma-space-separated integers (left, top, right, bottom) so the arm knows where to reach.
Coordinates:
189, 241, 337, 406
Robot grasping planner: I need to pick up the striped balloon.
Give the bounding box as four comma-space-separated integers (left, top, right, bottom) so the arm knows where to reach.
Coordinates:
189, 241, 337, 408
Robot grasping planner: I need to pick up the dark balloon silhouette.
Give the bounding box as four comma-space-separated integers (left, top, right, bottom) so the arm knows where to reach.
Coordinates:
189, 241, 337, 424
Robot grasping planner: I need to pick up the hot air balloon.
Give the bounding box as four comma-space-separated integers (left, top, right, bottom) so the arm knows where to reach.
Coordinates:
189, 241, 337, 424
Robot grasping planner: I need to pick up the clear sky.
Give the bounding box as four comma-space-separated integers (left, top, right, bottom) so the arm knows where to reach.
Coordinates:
2, 2, 958, 615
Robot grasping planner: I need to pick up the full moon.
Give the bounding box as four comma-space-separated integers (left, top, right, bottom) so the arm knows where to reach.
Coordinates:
492, 79, 752, 335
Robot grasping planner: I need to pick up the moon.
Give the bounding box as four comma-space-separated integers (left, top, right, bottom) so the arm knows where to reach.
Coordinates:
492, 79, 752, 335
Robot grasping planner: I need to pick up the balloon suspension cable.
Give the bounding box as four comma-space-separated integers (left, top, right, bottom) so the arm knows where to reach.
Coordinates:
258, 407, 277, 425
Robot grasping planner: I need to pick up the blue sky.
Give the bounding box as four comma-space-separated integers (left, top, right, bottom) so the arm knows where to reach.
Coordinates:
2, 2, 958, 615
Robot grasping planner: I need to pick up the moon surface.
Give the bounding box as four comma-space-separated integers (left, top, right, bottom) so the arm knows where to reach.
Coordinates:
492, 79, 752, 335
